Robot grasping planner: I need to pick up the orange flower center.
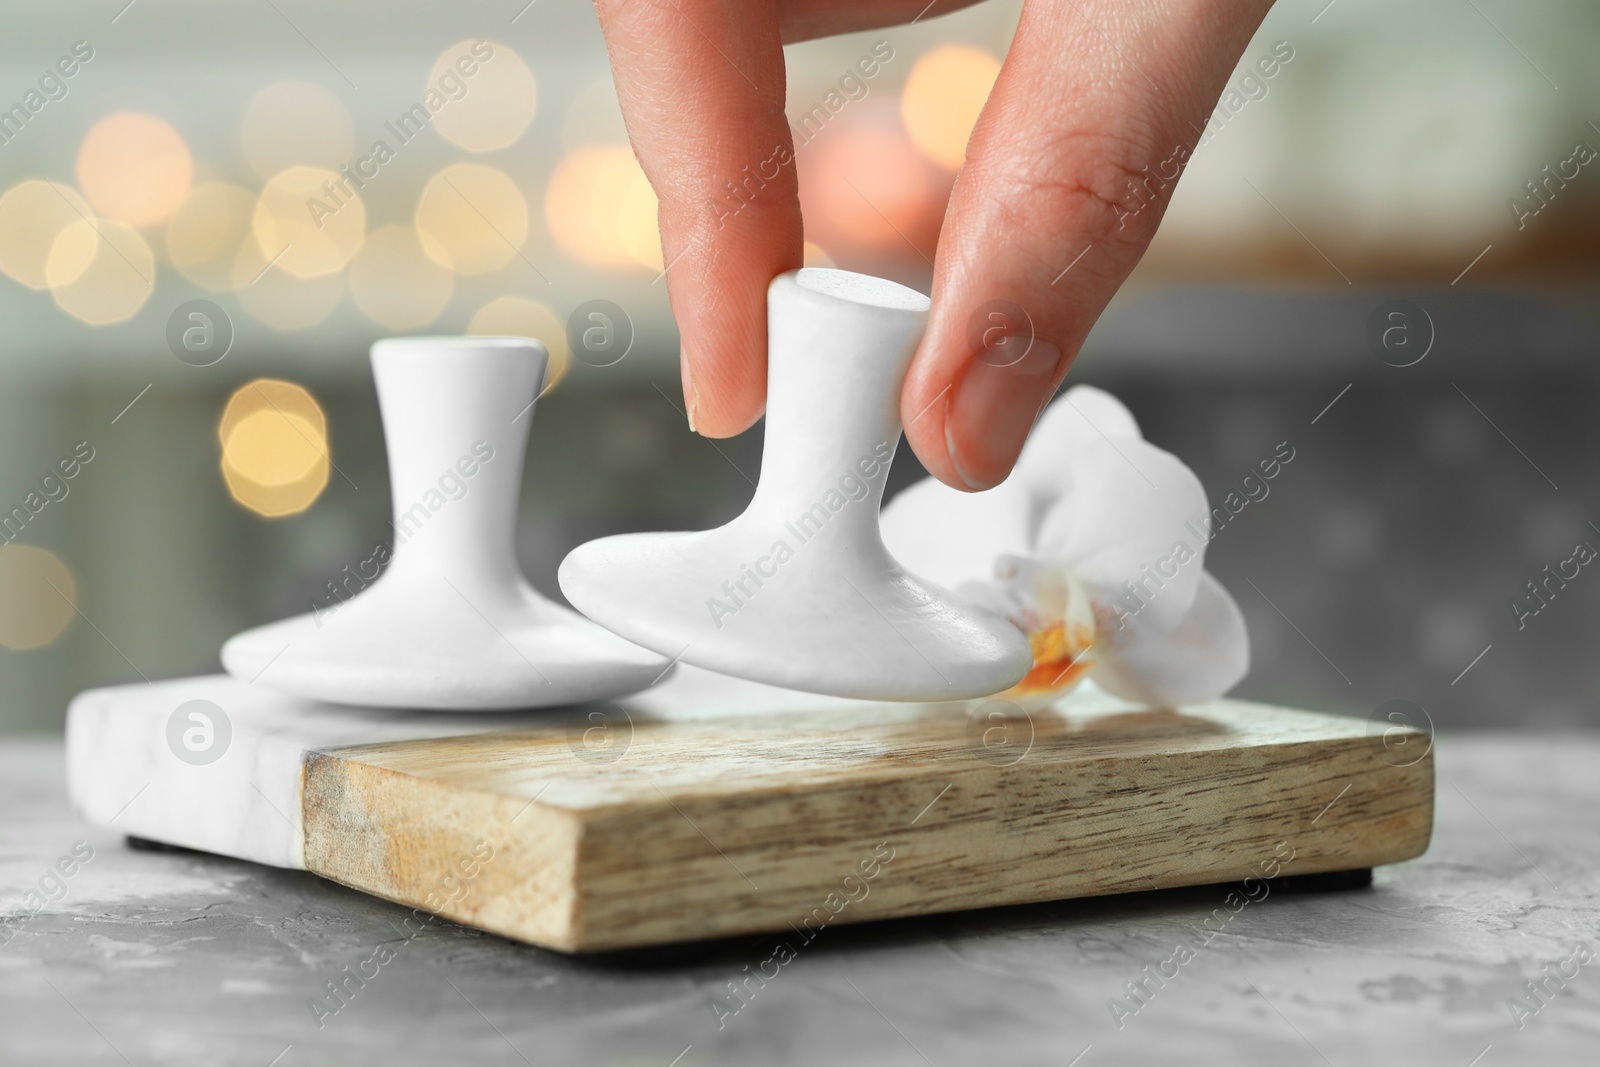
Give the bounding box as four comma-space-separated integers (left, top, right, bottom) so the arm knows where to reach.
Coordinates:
1006, 619, 1094, 695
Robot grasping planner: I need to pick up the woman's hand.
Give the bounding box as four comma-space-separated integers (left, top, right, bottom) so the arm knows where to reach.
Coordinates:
593, 0, 1275, 489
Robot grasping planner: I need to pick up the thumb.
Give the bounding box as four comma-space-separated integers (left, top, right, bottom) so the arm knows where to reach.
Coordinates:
901, 0, 1274, 490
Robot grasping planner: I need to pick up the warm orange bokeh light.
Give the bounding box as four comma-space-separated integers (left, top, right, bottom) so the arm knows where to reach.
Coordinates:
414, 163, 528, 275
254, 165, 366, 279
797, 104, 949, 262
0, 545, 77, 651
545, 145, 658, 270
429, 40, 538, 153
76, 111, 193, 228
219, 379, 331, 517
618, 174, 663, 271
48, 220, 156, 325
0, 180, 94, 290
901, 45, 1002, 171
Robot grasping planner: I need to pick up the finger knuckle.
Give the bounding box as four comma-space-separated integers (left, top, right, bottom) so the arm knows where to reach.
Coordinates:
978, 129, 1174, 251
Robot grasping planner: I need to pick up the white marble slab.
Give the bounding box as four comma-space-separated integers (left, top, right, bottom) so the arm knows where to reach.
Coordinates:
63, 666, 901, 869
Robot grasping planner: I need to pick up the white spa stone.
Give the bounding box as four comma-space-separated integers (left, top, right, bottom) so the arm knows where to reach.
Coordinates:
558, 269, 1034, 701
221, 336, 670, 710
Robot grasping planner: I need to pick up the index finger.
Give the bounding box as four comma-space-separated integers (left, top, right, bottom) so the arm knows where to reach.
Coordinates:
593, 0, 802, 437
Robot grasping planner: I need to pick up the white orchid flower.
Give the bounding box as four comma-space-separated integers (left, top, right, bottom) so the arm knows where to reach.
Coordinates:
880, 385, 1249, 709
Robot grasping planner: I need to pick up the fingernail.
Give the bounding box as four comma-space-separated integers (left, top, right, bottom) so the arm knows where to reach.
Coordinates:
945, 339, 1063, 490
680, 347, 699, 433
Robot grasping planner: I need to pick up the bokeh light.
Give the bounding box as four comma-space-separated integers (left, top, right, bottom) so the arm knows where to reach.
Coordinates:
0, 181, 94, 290
797, 104, 947, 259
254, 164, 366, 278
219, 379, 331, 518
429, 40, 537, 153
241, 81, 354, 179
467, 296, 570, 393
414, 163, 528, 275
0, 545, 77, 651
47, 220, 156, 325
545, 145, 658, 270
901, 45, 1001, 171
348, 224, 454, 330
617, 174, 662, 271
43, 219, 101, 289
166, 182, 257, 292
76, 111, 194, 228
232, 239, 345, 331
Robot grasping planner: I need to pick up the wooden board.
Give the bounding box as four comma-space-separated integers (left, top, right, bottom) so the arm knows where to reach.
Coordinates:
296, 697, 1433, 953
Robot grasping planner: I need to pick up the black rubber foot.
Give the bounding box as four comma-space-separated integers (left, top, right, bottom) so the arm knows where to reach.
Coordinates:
1264, 867, 1373, 894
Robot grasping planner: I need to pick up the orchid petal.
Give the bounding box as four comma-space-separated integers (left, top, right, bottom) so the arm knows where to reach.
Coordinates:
883, 388, 1151, 588
954, 577, 1026, 620
879, 471, 1031, 589
1089, 570, 1249, 707
1016, 386, 1143, 490
1033, 436, 1210, 628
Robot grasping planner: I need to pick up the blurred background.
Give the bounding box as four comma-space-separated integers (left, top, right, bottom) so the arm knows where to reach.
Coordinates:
0, 0, 1596, 732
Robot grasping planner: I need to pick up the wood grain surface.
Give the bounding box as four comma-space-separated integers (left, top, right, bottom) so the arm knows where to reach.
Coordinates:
300, 697, 1433, 952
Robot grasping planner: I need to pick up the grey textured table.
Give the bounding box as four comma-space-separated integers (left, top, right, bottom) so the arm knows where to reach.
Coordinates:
2, 735, 1595, 1066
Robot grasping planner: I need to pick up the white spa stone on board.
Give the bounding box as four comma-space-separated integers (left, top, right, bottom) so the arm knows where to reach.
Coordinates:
558, 269, 1034, 701
221, 336, 670, 710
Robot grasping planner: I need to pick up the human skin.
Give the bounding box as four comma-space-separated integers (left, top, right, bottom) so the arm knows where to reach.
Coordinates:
593, 0, 1276, 490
